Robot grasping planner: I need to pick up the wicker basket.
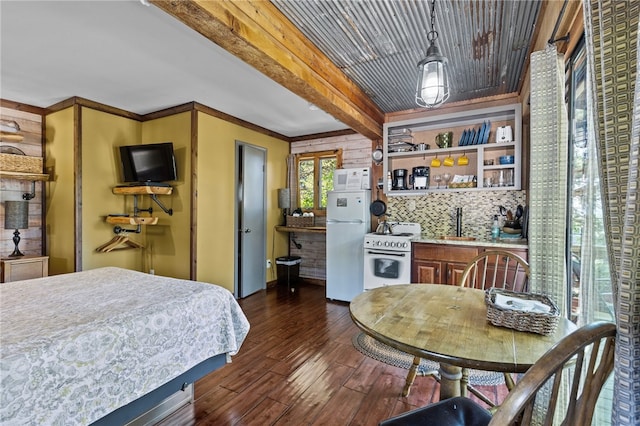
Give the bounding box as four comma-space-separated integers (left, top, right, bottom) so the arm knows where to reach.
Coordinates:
286, 215, 314, 227
485, 288, 560, 335
448, 182, 477, 189
0, 153, 43, 173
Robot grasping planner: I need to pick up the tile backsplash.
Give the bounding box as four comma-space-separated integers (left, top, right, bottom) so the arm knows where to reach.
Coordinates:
385, 190, 527, 239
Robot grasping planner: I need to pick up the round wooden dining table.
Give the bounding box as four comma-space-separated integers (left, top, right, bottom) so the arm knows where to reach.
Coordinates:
349, 284, 576, 399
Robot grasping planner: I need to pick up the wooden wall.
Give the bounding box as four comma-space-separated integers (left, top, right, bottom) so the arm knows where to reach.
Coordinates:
290, 133, 375, 282
0, 104, 46, 258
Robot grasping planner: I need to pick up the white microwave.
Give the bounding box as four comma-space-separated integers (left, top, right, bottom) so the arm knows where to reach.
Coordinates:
333, 167, 371, 190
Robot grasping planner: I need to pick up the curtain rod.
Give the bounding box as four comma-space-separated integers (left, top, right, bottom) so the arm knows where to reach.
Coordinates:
548, 0, 571, 45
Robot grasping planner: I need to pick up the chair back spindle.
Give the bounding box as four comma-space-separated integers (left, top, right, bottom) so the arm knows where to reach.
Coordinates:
460, 250, 530, 292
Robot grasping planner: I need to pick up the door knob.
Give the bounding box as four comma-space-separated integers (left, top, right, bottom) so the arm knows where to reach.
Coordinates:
244, 228, 251, 233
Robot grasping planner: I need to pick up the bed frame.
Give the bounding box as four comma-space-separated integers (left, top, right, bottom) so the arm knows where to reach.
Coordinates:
91, 353, 226, 426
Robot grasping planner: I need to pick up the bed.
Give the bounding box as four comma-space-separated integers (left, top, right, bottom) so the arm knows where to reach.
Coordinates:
0, 267, 250, 425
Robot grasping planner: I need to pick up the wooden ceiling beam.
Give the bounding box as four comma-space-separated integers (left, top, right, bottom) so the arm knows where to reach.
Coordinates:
151, 0, 384, 140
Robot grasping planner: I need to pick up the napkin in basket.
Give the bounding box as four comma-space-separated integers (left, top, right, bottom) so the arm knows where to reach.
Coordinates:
494, 294, 551, 314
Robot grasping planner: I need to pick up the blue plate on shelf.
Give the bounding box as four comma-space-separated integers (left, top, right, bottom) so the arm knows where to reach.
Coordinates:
477, 123, 485, 145
481, 121, 490, 144
458, 129, 467, 146
468, 129, 476, 145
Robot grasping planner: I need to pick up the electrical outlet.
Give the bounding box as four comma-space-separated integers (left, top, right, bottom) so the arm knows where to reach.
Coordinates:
266, 259, 272, 269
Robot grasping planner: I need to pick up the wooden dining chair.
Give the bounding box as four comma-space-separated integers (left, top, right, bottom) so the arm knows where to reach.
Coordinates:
459, 249, 530, 292
458, 250, 530, 404
379, 321, 616, 426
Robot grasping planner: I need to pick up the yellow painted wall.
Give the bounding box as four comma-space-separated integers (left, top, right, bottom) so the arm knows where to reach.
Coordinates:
141, 112, 192, 279
45, 104, 289, 286
196, 112, 290, 291
81, 108, 143, 271
45, 107, 76, 275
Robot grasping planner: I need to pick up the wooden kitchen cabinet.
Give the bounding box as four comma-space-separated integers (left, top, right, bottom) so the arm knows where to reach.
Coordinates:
412, 244, 479, 285
413, 259, 443, 284
1, 255, 49, 283
412, 243, 528, 286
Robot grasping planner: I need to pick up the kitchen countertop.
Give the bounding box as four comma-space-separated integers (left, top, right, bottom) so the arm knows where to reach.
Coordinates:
275, 225, 326, 234
415, 235, 528, 249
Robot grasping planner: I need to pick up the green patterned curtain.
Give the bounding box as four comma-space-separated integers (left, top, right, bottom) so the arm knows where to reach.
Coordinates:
528, 44, 569, 312
584, 1, 640, 424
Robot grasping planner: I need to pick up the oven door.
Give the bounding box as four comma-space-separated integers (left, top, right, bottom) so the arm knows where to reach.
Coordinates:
363, 249, 411, 290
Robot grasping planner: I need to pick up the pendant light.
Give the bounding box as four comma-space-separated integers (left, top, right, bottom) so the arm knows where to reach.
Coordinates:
415, 0, 450, 108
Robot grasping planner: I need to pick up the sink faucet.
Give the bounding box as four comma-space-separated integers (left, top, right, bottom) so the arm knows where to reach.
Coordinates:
455, 208, 463, 237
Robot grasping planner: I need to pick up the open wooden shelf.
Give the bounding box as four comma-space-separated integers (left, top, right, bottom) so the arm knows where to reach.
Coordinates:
112, 185, 173, 195
0, 170, 49, 181
106, 215, 159, 225
276, 225, 326, 234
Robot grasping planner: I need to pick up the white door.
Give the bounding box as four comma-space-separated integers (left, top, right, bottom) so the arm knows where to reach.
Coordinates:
236, 142, 266, 298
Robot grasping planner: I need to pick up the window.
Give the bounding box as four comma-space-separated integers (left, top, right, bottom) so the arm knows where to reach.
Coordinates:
296, 150, 342, 215
565, 37, 611, 325
566, 37, 613, 425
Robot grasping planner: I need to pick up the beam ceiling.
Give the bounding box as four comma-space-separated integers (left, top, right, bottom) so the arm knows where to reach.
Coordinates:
152, 0, 385, 140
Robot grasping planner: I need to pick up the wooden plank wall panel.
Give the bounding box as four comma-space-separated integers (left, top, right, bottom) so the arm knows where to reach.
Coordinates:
290, 133, 374, 282
0, 106, 45, 258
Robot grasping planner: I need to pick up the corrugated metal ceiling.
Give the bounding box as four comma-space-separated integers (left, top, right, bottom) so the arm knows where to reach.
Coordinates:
272, 0, 541, 113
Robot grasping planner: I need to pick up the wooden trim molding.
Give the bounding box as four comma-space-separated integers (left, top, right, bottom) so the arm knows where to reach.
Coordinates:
0, 99, 47, 115
141, 102, 196, 121
74, 103, 82, 271
288, 129, 357, 143
192, 102, 289, 141
190, 108, 198, 280
385, 93, 521, 123
41, 97, 296, 142
46, 96, 143, 121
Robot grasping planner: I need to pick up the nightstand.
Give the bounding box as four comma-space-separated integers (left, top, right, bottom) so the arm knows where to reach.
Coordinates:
1, 256, 49, 283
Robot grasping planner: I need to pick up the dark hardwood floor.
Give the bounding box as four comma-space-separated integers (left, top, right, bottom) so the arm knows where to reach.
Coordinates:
159, 282, 507, 425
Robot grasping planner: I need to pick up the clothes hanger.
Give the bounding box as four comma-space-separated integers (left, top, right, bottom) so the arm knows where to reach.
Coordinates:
96, 234, 144, 252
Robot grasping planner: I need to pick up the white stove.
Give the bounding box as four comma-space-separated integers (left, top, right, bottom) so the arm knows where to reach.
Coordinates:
363, 222, 421, 290
364, 222, 422, 252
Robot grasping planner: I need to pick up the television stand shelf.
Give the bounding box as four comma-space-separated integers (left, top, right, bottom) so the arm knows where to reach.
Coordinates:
113, 185, 173, 196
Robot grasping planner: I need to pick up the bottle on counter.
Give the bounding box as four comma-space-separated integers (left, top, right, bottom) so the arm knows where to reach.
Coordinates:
491, 215, 501, 240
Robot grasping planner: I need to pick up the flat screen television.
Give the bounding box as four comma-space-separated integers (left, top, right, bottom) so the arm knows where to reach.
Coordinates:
119, 142, 177, 184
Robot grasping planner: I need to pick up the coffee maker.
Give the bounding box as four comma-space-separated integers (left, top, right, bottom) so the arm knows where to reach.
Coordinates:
410, 166, 430, 189
392, 169, 408, 190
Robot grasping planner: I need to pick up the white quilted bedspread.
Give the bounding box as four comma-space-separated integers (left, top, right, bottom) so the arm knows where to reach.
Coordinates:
0, 267, 250, 425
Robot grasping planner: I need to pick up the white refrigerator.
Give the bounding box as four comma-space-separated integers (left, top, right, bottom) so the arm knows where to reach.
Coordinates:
326, 190, 371, 302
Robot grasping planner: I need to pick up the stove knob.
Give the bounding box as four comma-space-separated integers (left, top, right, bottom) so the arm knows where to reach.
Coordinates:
401, 242, 408, 248
376, 241, 382, 246
384, 241, 390, 247
389, 242, 395, 248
